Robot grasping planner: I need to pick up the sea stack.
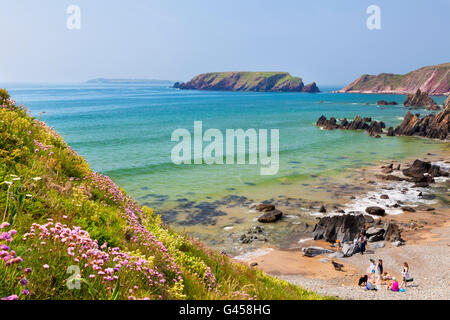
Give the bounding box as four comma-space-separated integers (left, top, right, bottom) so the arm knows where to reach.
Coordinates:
404, 89, 439, 110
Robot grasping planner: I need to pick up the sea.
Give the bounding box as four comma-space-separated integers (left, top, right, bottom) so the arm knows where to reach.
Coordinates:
3, 82, 448, 253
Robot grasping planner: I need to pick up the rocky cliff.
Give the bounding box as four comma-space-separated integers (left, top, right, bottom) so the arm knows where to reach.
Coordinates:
404, 89, 440, 110
338, 63, 450, 95
393, 108, 449, 140
174, 72, 320, 92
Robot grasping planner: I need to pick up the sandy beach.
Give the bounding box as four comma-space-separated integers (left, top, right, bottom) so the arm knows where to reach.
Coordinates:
236, 153, 450, 300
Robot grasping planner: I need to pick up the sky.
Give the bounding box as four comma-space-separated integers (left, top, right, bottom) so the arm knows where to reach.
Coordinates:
0, 0, 449, 85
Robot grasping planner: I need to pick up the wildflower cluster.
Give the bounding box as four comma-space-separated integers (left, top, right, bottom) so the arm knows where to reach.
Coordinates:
33, 139, 53, 154
23, 220, 176, 299
1, 222, 31, 300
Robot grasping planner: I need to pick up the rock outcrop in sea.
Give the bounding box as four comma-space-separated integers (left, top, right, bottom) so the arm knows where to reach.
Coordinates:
173, 72, 320, 92
404, 89, 440, 110
338, 62, 450, 95
316, 115, 385, 137
317, 96, 449, 140
393, 107, 449, 140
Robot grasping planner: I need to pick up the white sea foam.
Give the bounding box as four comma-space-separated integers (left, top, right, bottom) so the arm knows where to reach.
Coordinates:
298, 237, 313, 244
233, 248, 274, 261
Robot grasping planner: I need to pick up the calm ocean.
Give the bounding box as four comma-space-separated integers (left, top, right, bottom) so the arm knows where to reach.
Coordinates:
4, 82, 447, 214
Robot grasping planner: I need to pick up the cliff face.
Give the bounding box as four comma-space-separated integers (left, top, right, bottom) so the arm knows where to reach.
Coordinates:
339, 63, 450, 95
175, 72, 320, 92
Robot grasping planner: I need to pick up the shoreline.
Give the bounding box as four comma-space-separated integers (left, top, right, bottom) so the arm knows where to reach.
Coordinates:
330, 90, 449, 97
232, 151, 450, 300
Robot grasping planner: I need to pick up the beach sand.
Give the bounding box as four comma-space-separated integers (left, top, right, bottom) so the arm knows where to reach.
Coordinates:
236, 153, 450, 300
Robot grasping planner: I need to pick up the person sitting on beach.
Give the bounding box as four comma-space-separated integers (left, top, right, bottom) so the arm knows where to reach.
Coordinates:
366, 271, 378, 291
381, 272, 392, 282
336, 239, 342, 251
387, 277, 400, 292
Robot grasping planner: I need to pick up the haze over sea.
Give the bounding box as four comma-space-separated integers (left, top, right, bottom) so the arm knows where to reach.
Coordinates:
4, 82, 447, 224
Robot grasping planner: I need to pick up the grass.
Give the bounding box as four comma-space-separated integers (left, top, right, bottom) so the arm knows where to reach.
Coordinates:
0, 91, 330, 300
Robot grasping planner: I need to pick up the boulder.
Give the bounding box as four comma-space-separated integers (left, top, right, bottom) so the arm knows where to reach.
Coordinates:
342, 243, 359, 257
394, 109, 449, 140
255, 204, 276, 212
365, 206, 386, 217
302, 247, 333, 257
404, 89, 439, 110
328, 251, 345, 259
369, 241, 386, 249
257, 210, 283, 223
312, 214, 365, 243
402, 206, 416, 212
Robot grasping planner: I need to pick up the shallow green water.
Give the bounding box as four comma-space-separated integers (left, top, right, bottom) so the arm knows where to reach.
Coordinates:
5, 83, 447, 216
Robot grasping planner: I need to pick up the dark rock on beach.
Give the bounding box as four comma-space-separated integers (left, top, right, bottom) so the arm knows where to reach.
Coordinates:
257, 209, 283, 223
312, 214, 365, 243
402, 159, 448, 178
365, 206, 386, 217
302, 247, 333, 257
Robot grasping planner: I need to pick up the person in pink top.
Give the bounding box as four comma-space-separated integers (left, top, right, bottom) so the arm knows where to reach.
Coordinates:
387, 277, 400, 291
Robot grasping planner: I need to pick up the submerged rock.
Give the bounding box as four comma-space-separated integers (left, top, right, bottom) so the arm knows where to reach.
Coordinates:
378, 100, 398, 106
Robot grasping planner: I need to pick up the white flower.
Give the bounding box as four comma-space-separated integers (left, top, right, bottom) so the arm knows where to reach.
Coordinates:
32, 177, 42, 182
3, 181, 12, 186
12, 177, 21, 181
26, 194, 33, 198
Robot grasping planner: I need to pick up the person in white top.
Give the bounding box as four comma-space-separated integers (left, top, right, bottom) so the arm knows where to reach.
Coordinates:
401, 262, 410, 288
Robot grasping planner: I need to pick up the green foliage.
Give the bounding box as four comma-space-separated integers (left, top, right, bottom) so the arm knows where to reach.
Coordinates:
0, 88, 10, 102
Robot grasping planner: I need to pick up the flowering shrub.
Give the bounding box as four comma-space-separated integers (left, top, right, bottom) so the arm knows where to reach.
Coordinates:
0, 222, 31, 300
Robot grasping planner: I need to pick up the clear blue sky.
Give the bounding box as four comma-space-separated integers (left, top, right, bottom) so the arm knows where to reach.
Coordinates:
1, 0, 449, 85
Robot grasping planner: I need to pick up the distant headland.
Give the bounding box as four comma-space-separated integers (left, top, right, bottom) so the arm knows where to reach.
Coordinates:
337, 63, 450, 96
173, 72, 320, 93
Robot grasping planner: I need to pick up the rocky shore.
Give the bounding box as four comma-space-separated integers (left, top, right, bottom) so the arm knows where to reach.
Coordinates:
236, 156, 450, 300
316, 95, 449, 140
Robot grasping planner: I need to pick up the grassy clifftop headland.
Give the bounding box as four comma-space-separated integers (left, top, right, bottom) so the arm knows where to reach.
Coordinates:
339, 63, 450, 95
0, 89, 327, 300
174, 72, 320, 92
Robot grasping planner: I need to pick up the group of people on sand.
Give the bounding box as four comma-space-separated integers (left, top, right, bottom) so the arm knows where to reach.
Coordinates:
362, 259, 413, 292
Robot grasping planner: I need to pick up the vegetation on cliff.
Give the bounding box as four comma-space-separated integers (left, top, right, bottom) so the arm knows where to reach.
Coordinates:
174, 72, 320, 92
0, 90, 326, 300
339, 63, 450, 95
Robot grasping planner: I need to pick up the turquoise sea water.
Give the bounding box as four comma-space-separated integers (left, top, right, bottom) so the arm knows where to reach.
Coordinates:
4, 83, 448, 215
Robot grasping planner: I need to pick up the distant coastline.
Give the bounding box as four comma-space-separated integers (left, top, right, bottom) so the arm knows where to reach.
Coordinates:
337, 63, 450, 96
